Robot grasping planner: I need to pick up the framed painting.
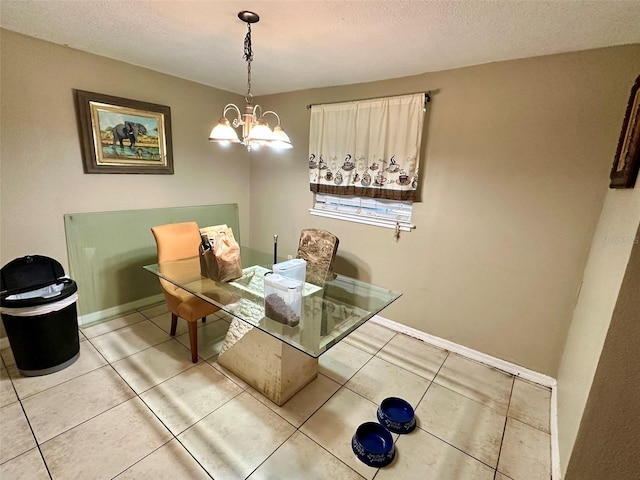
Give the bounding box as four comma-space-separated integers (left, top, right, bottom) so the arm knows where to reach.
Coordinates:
610, 75, 640, 189
75, 90, 174, 174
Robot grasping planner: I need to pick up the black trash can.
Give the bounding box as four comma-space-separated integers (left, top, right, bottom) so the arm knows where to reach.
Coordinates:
0, 255, 80, 376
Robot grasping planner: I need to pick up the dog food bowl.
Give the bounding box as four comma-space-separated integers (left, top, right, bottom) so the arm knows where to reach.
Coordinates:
377, 397, 416, 434
351, 421, 395, 467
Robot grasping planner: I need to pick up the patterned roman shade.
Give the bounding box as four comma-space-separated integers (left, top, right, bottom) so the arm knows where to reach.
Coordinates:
308, 93, 425, 201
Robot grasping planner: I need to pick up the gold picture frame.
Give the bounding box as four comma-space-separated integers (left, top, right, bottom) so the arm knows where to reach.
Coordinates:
75, 90, 174, 174
610, 75, 640, 189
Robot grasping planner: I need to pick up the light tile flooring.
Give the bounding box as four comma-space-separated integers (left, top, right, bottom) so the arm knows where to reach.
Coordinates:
0, 304, 552, 479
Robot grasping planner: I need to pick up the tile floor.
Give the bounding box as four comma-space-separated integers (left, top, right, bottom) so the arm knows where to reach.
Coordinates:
0, 304, 552, 479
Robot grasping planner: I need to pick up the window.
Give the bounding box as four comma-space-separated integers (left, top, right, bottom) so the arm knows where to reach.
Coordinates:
308, 93, 426, 232
310, 194, 414, 231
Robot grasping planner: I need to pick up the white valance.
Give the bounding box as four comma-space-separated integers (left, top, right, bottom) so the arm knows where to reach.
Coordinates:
308, 93, 425, 201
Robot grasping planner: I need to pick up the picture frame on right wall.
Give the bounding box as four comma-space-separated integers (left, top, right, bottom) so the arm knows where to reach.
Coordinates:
610, 74, 640, 189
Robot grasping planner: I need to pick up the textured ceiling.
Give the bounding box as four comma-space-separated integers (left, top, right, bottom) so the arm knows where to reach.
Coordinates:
1, 0, 639, 96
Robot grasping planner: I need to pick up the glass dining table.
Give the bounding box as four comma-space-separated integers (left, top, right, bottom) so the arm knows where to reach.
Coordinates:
144, 246, 401, 405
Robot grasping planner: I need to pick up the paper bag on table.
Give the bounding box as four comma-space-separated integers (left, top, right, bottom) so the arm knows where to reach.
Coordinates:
199, 225, 242, 282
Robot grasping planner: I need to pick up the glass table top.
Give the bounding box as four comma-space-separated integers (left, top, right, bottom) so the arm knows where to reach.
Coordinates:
143, 247, 401, 357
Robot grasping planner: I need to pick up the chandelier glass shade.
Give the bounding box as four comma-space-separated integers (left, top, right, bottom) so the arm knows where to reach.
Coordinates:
208, 11, 292, 151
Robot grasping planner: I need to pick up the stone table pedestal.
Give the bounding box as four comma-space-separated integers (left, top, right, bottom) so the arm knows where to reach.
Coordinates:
217, 318, 318, 406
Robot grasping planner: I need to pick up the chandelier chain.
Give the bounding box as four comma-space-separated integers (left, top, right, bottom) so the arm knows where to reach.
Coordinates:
244, 23, 253, 104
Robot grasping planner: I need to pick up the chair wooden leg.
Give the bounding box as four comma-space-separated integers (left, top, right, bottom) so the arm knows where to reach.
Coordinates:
188, 321, 198, 363
170, 313, 178, 336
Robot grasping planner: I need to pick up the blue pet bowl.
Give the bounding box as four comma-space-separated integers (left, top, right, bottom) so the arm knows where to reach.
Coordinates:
351, 421, 395, 468
377, 397, 416, 434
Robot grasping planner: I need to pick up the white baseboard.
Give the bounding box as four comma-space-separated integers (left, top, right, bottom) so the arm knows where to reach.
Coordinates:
78, 294, 164, 327
371, 315, 556, 386
550, 384, 560, 480
371, 315, 561, 480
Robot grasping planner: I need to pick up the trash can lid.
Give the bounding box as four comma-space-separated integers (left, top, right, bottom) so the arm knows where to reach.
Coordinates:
1, 278, 77, 309
1, 255, 67, 293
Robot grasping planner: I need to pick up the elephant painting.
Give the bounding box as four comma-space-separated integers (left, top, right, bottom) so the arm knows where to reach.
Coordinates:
112, 121, 147, 148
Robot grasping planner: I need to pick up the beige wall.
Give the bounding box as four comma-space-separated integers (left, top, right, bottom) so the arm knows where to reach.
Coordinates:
249, 45, 640, 376
564, 223, 640, 479
557, 185, 640, 473
0, 29, 250, 274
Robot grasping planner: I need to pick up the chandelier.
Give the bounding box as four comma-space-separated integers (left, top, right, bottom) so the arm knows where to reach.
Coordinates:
208, 11, 292, 151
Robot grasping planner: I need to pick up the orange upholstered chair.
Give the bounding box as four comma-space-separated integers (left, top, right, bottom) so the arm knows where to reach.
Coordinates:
151, 222, 220, 362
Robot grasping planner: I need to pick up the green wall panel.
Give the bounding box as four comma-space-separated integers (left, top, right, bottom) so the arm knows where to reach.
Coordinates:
64, 204, 240, 317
